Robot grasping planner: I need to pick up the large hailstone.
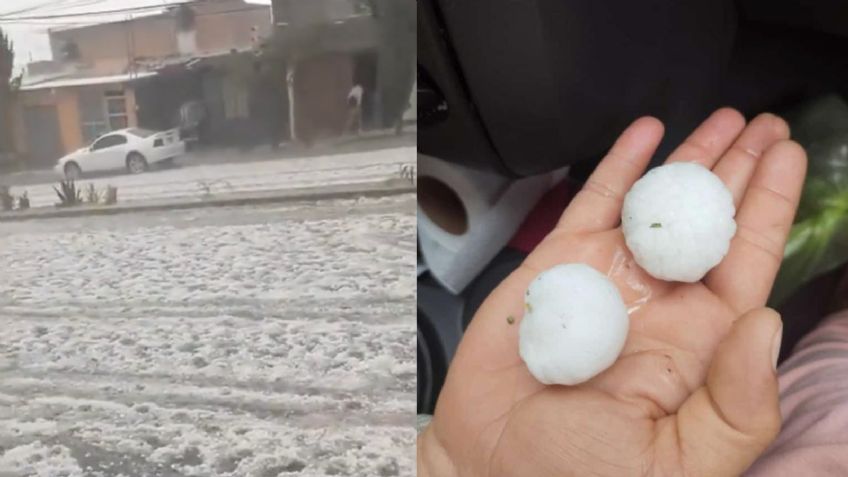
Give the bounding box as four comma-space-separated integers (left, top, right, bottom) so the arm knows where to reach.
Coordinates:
622, 162, 736, 282
519, 263, 629, 385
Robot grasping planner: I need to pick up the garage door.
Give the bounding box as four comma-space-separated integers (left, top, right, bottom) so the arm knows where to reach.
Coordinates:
23, 105, 64, 167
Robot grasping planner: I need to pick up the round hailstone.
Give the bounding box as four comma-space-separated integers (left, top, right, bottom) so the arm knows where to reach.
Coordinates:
622, 162, 736, 282
519, 263, 629, 385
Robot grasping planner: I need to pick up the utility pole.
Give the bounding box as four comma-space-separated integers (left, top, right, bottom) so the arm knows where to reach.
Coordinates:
125, 13, 136, 77
287, 64, 296, 142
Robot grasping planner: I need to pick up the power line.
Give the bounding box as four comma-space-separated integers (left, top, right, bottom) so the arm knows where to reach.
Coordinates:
0, 0, 109, 18
0, 0, 68, 18
0, 5, 171, 21
45, 0, 116, 14
0, 4, 270, 25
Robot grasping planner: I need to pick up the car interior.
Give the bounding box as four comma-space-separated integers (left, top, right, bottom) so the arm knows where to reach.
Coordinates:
417, 0, 848, 414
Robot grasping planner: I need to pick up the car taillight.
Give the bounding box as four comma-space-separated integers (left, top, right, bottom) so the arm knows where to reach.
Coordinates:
154, 138, 164, 147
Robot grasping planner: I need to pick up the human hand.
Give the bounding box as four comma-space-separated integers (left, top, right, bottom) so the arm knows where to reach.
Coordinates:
418, 109, 808, 476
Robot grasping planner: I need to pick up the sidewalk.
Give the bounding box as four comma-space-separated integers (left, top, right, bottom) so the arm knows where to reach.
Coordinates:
0, 146, 415, 212
182, 128, 417, 167
0, 177, 415, 223
0, 129, 416, 187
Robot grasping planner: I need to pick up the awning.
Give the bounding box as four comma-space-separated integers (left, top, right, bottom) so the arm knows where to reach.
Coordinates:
19, 71, 158, 91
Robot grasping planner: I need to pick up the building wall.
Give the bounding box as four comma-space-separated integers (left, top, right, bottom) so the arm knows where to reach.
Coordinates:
50, 17, 177, 71
126, 88, 139, 128
194, 0, 272, 53
61, 90, 84, 152
48, 0, 271, 72
273, 0, 356, 25
14, 84, 139, 161
15, 88, 83, 156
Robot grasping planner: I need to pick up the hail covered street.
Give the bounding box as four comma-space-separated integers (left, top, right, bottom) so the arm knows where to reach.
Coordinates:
0, 194, 416, 477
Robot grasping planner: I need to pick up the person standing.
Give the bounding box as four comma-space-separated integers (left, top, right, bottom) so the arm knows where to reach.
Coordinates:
345, 83, 364, 136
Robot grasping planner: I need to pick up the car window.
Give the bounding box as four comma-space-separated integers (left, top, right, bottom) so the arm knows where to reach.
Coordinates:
91, 134, 128, 150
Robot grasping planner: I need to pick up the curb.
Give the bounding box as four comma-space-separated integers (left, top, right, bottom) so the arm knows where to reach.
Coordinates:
0, 178, 415, 222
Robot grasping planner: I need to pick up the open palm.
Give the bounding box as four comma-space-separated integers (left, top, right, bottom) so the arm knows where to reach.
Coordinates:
419, 109, 808, 477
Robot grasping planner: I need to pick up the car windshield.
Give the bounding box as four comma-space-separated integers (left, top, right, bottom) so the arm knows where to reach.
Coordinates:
126, 128, 156, 138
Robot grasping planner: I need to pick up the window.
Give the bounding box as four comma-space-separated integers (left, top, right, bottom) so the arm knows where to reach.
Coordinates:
82, 122, 110, 144
91, 134, 127, 150
105, 90, 129, 130
79, 89, 108, 144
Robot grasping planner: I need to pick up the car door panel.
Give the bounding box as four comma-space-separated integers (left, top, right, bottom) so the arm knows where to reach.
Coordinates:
88, 134, 128, 171
84, 144, 108, 172
106, 142, 128, 170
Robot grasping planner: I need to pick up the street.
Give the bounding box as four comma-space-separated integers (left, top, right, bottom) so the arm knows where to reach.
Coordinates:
0, 194, 416, 476
0, 132, 417, 189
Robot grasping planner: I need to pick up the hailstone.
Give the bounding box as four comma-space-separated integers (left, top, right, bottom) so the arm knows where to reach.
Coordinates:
622, 162, 736, 282
519, 263, 629, 385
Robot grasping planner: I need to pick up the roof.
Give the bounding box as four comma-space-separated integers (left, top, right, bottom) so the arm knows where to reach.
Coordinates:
19, 71, 158, 91
139, 46, 257, 71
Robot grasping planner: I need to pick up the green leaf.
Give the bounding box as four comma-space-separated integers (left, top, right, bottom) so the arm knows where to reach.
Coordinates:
770, 210, 848, 306
768, 95, 848, 306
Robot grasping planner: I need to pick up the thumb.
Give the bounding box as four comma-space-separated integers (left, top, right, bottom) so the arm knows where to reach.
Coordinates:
675, 307, 782, 476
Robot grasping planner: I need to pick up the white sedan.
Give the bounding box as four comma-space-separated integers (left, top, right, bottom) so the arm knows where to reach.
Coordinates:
55, 128, 186, 179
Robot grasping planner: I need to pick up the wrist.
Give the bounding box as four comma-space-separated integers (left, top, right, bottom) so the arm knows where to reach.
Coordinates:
418, 422, 459, 477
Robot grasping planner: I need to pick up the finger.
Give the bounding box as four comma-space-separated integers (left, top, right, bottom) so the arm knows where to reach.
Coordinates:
670, 308, 782, 477
558, 117, 664, 233
706, 140, 807, 313
712, 113, 790, 205
588, 346, 699, 420
664, 108, 746, 168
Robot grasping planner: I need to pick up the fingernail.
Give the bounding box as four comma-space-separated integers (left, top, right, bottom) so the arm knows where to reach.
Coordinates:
771, 323, 783, 371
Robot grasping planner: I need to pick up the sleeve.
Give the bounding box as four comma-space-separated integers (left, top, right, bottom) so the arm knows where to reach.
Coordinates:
746, 309, 848, 476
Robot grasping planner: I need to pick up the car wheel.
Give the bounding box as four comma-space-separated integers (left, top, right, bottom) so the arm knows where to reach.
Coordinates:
127, 152, 148, 174
64, 162, 82, 180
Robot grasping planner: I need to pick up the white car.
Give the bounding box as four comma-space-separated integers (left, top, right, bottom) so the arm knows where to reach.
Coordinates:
55, 128, 186, 179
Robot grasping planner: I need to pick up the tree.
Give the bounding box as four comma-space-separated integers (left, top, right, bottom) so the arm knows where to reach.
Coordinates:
0, 27, 14, 153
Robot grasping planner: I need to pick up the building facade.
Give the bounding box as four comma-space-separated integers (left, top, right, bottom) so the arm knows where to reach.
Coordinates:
268, 0, 381, 144
13, 0, 273, 166
11, 0, 407, 167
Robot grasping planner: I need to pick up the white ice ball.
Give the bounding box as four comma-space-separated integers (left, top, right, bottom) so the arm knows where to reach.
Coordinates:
519, 263, 629, 385
622, 162, 736, 282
